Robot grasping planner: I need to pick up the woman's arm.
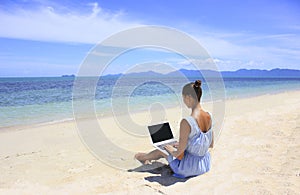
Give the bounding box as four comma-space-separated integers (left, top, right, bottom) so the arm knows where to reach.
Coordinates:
209, 130, 214, 148
165, 119, 190, 158
208, 115, 214, 148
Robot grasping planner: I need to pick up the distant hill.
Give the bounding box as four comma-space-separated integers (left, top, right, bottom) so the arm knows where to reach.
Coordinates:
221, 68, 300, 78
100, 71, 162, 79
166, 69, 221, 78
125, 71, 163, 78
101, 68, 300, 78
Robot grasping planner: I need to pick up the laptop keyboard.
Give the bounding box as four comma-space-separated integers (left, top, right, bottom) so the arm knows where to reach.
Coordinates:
158, 141, 178, 150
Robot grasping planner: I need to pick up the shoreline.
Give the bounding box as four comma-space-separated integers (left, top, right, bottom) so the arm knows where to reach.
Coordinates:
1, 89, 299, 132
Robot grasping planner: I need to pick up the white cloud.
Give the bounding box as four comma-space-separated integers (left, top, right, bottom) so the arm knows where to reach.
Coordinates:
0, 3, 141, 43
194, 32, 300, 70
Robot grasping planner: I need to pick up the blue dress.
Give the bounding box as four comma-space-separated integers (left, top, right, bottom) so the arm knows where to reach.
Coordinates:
167, 114, 213, 178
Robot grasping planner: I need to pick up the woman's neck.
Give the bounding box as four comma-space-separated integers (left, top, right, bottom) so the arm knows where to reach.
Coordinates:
191, 102, 201, 113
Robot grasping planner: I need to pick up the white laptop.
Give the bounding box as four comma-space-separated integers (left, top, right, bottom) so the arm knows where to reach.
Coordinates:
148, 122, 178, 155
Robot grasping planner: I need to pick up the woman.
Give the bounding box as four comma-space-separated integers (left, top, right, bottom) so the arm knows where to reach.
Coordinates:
135, 80, 214, 178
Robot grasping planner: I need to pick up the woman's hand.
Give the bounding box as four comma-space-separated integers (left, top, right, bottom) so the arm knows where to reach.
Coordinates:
171, 142, 179, 148
164, 144, 176, 155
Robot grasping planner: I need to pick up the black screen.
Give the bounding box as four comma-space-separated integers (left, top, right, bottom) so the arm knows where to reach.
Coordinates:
148, 123, 174, 143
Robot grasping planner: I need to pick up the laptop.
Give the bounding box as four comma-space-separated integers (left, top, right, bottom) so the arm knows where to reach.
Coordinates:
148, 122, 178, 155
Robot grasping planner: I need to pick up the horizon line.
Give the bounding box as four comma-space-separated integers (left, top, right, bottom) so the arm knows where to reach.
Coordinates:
1, 68, 300, 78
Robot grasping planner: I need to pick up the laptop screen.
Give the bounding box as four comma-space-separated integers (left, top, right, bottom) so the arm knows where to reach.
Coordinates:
148, 123, 174, 143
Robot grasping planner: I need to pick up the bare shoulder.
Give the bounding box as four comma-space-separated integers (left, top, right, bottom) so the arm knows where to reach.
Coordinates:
199, 110, 212, 131
205, 111, 211, 121
199, 109, 210, 119
204, 111, 212, 129
180, 118, 191, 133
180, 118, 189, 126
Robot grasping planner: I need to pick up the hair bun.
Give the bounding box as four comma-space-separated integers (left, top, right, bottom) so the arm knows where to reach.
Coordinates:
194, 80, 202, 88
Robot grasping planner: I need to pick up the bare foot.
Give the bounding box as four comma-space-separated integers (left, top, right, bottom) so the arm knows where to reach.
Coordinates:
134, 153, 151, 164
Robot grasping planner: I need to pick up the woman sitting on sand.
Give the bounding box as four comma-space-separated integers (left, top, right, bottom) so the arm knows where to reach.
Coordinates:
135, 80, 214, 178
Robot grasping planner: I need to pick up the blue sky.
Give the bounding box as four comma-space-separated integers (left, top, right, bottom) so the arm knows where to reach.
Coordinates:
0, 0, 299, 76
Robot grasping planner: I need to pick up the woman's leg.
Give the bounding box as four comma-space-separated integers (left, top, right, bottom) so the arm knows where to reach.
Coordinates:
135, 149, 168, 164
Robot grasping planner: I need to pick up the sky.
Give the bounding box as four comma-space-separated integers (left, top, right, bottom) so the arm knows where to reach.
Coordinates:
0, 0, 299, 76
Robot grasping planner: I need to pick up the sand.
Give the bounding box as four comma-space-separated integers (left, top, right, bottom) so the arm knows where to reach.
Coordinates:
0, 90, 299, 194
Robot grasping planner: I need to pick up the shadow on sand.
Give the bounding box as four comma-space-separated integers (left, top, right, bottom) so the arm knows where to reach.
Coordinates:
128, 162, 190, 186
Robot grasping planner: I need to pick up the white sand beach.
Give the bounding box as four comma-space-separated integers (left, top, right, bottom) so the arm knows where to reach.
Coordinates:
0, 90, 299, 194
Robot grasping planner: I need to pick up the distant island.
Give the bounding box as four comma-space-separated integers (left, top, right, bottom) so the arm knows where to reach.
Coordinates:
100, 68, 300, 79
62, 74, 75, 77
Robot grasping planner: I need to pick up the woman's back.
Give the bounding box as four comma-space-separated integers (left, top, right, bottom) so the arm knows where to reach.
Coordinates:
168, 111, 213, 177
185, 111, 213, 157
192, 109, 212, 133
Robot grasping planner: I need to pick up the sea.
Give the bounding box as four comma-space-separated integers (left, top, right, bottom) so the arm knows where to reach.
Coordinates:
0, 76, 299, 128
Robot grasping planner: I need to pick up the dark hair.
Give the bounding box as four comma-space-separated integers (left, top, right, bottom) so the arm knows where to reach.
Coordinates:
182, 80, 202, 102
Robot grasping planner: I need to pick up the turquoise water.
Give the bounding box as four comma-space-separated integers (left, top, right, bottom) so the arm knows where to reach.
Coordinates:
0, 77, 299, 128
